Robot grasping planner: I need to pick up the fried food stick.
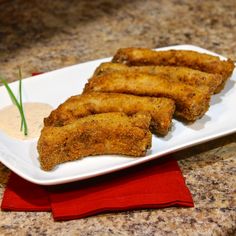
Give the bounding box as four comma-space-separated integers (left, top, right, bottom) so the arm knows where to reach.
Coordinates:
38, 112, 152, 171
44, 92, 175, 136
84, 71, 211, 121
112, 48, 235, 92
94, 62, 223, 94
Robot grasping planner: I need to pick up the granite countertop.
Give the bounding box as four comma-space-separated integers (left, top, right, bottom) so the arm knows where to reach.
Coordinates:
0, 0, 235, 235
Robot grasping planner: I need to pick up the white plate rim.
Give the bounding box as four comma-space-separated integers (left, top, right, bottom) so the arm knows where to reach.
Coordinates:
0, 44, 235, 185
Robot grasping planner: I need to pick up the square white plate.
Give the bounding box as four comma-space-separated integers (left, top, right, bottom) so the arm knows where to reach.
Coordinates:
0, 45, 235, 185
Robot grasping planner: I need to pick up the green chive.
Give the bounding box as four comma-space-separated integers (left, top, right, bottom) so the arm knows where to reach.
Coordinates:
18, 67, 24, 131
0, 75, 28, 136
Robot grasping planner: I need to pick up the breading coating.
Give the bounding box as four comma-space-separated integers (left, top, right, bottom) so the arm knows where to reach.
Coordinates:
94, 62, 223, 94
112, 48, 235, 92
38, 112, 152, 171
84, 71, 211, 121
44, 92, 175, 135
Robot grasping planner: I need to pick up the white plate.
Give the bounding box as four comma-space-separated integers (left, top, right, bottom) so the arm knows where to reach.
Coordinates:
0, 45, 235, 185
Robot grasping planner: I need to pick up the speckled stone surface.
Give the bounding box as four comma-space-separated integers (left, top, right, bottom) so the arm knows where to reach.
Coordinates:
0, 0, 236, 235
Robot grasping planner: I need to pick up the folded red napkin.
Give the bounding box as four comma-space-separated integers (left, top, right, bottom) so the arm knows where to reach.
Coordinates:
1, 157, 194, 221
1, 72, 193, 220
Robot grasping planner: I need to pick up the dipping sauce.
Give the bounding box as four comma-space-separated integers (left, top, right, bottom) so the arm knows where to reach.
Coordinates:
0, 103, 53, 140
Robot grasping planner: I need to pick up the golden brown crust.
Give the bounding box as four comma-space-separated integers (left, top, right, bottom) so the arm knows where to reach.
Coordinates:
37, 48, 234, 171
112, 48, 235, 92
94, 62, 223, 94
38, 112, 152, 171
44, 92, 175, 136
84, 71, 211, 121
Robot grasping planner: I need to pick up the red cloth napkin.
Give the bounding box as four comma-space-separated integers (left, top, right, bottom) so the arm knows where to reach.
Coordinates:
1, 72, 193, 220
1, 158, 194, 221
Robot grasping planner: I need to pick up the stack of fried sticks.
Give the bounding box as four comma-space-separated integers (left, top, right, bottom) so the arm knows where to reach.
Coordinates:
38, 48, 235, 171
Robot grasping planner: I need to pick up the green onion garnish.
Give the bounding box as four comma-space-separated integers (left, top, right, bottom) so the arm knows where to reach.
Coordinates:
18, 67, 24, 131
0, 71, 28, 136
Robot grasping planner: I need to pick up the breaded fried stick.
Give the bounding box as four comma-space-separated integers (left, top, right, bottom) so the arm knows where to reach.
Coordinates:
94, 62, 223, 94
44, 92, 175, 136
112, 48, 235, 92
84, 71, 211, 121
38, 112, 152, 171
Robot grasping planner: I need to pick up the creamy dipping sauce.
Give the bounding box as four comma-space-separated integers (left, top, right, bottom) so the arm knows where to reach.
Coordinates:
0, 103, 53, 140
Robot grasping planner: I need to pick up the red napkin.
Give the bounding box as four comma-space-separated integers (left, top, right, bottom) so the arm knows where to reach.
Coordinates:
1, 72, 193, 220
1, 158, 194, 221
